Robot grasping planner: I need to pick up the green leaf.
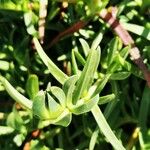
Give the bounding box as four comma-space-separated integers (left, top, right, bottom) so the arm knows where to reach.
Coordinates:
33, 90, 64, 120
74, 50, 86, 66
0, 60, 9, 70
114, 54, 127, 67
110, 72, 131, 80
107, 62, 121, 73
24, 11, 37, 36
107, 37, 121, 67
7, 107, 26, 134
0, 126, 14, 135
101, 37, 121, 69
40, 109, 72, 127
48, 2, 60, 21
13, 133, 25, 147
50, 86, 66, 107
122, 23, 150, 41
30, 139, 49, 150
79, 29, 94, 39
54, 109, 72, 127
91, 29, 104, 50
63, 75, 78, 106
130, 65, 144, 79
141, 0, 150, 12
46, 92, 64, 119
89, 128, 99, 150
72, 49, 79, 75
91, 105, 126, 150
139, 85, 150, 131
70, 94, 99, 115
79, 38, 90, 56
92, 74, 111, 97
73, 49, 100, 103
107, 48, 130, 73
32, 91, 51, 120
98, 93, 115, 105
119, 46, 130, 58
0, 76, 32, 110
118, 60, 131, 71
0, 81, 5, 91
0, 1, 21, 10
33, 37, 68, 84
26, 74, 39, 100
143, 46, 150, 61
87, 0, 109, 14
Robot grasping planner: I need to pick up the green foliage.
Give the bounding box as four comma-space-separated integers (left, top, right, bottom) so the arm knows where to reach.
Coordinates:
0, 0, 150, 149
123, 23, 150, 41
26, 74, 39, 100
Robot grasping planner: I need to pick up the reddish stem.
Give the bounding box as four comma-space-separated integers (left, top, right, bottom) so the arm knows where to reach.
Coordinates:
47, 20, 88, 48
21, 129, 41, 150
99, 9, 150, 87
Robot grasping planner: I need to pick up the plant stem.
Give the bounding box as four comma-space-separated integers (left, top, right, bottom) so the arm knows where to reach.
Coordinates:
91, 105, 126, 150
47, 20, 88, 48
99, 8, 150, 87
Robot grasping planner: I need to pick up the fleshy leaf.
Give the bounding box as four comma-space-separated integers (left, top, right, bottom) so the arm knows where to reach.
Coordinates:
0, 126, 14, 135
92, 74, 111, 97
0, 76, 32, 110
110, 72, 131, 80
91, 29, 104, 50
139, 85, 150, 131
0, 60, 9, 71
123, 23, 150, 41
33, 37, 68, 84
54, 109, 72, 127
72, 49, 79, 75
70, 94, 99, 115
24, 11, 37, 36
63, 75, 78, 106
26, 74, 39, 100
79, 38, 90, 57
91, 105, 126, 150
107, 37, 121, 67
74, 50, 86, 66
101, 37, 121, 69
119, 46, 130, 58
30, 139, 49, 150
73, 48, 100, 104
98, 94, 115, 105
32, 91, 50, 120
46, 92, 64, 119
50, 86, 66, 107
89, 129, 99, 150
13, 133, 25, 147
7, 107, 27, 134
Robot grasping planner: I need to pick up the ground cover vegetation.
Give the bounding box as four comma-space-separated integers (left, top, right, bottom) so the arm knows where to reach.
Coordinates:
0, 0, 150, 149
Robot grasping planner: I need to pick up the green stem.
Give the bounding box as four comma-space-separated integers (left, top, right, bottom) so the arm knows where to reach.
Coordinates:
91, 105, 125, 150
